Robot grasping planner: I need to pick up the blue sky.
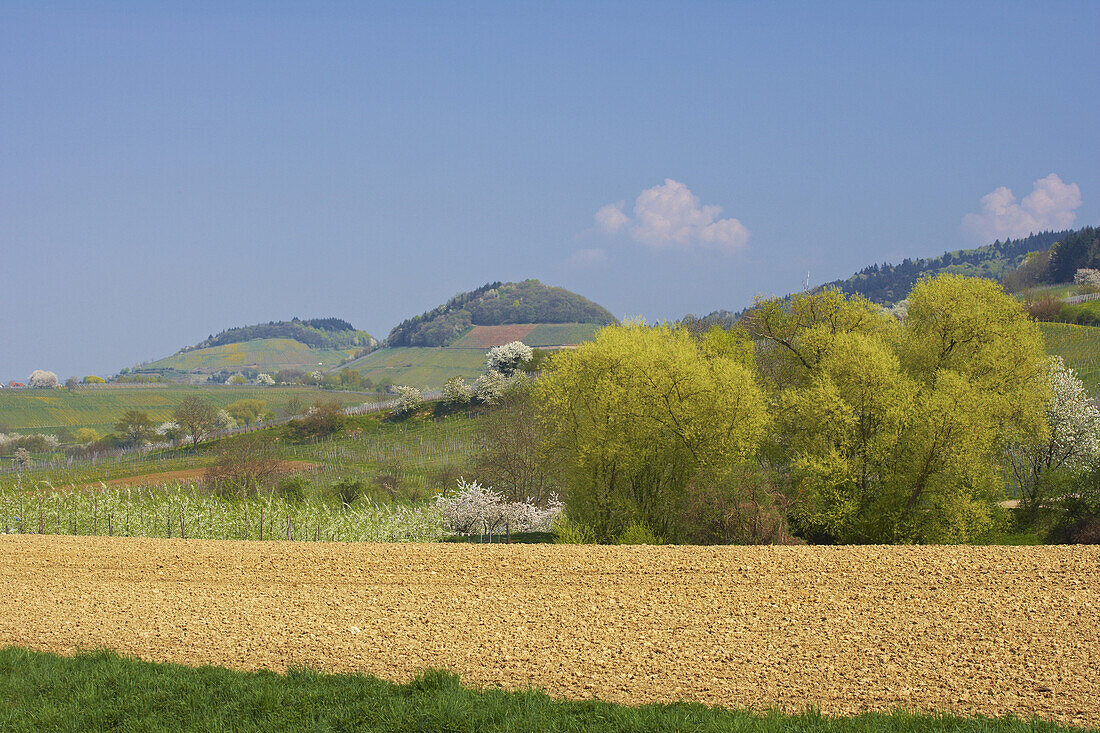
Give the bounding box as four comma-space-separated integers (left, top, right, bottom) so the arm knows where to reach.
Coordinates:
1, 1, 1097, 380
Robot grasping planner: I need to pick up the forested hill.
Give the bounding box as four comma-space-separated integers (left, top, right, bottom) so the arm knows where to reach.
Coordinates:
185, 318, 375, 352
386, 279, 618, 347
821, 230, 1071, 304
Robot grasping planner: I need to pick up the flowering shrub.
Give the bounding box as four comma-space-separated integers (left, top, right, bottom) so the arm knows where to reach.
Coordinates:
473, 371, 508, 404
155, 421, 183, 442
486, 341, 533, 376
216, 409, 237, 430
28, 370, 58, 389
1074, 268, 1100, 288
441, 376, 473, 406
391, 385, 423, 416
256, 373, 275, 386
433, 478, 561, 536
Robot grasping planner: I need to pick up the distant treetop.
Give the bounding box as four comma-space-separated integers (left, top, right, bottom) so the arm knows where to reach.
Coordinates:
385, 279, 618, 347
821, 229, 1073, 305
185, 318, 374, 352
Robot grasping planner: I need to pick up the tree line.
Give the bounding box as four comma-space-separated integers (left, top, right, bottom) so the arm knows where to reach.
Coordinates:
480, 274, 1098, 545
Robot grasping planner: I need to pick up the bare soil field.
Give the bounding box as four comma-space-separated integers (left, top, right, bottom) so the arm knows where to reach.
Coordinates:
0, 537, 1097, 727
451, 324, 537, 348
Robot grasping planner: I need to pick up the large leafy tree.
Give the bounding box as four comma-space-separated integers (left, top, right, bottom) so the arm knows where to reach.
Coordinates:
750, 275, 1048, 543
534, 323, 768, 541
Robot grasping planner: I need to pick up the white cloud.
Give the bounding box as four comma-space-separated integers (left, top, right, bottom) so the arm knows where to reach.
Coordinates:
594, 179, 749, 253
962, 173, 1082, 242
568, 247, 608, 267
594, 202, 628, 234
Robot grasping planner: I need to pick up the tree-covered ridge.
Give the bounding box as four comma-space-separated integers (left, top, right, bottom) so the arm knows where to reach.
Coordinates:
187, 318, 374, 352
386, 280, 618, 347
822, 230, 1071, 305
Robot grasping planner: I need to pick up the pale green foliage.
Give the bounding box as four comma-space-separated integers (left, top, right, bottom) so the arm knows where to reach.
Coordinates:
614, 521, 664, 545
0, 484, 444, 542
755, 275, 1049, 543
226, 399, 266, 427
552, 516, 595, 544
535, 322, 768, 542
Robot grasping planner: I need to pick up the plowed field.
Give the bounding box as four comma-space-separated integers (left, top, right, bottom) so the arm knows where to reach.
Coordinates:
1, 537, 1097, 727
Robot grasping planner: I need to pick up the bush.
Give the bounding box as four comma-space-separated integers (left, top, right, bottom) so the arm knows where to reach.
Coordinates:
553, 516, 595, 544
614, 522, 664, 545
1026, 295, 1063, 321
679, 464, 800, 545
390, 386, 423, 418
331, 479, 363, 507
290, 401, 346, 439
275, 475, 311, 502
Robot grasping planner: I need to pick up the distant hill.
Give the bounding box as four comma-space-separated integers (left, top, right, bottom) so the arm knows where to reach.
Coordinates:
345, 322, 606, 390
385, 280, 617, 347
187, 318, 374, 352
821, 230, 1072, 305
132, 318, 376, 381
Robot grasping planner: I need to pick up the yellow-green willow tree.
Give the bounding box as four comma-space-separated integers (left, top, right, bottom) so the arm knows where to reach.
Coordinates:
749, 274, 1049, 543
534, 323, 768, 541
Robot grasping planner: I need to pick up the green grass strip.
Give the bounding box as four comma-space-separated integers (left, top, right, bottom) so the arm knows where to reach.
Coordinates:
0, 647, 1087, 732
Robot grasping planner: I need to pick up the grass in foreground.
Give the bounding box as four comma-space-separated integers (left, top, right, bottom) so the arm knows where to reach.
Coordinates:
0, 648, 1085, 733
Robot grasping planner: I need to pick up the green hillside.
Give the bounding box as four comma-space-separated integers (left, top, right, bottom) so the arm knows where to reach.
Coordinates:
136, 338, 358, 379
1039, 322, 1100, 396
520, 322, 603, 347
346, 322, 604, 389
341, 348, 489, 390
822, 230, 1070, 305
386, 279, 616, 347
0, 385, 370, 435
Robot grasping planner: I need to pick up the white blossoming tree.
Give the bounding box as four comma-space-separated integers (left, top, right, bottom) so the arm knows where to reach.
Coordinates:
441, 376, 473, 406
256, 373, 275, 386
486, 341, 533, 376
1007, 356, 1100, 506
28, 370, 58, 389
391, 385, 423, 416
433, 478, 561, 536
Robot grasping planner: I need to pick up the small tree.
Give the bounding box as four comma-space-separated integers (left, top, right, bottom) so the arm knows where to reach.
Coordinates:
1007, 356, 1100, 513
64, 376, 79, 390
256, 373, 275, 386
486, 341, 533, 376
205, 435, 282, 498
114, 410, 156, 446
441, 376, 473, 406
82, 375, 106, 384
173, 396, 220, 446
392, 385, 423, 417
74, 427, 100, 445
291, 400, 346, 438
28, 370, 58, 389
226, 399, 266, 427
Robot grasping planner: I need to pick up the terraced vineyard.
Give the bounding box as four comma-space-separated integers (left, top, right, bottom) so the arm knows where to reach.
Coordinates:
1039, 322, 1100, 396
0, 385, 369, 434
1, 538, 1096, 728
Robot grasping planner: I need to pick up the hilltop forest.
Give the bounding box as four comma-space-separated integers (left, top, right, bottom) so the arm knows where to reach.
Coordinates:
385, 279, 618, 348
185, 318, 375, 352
